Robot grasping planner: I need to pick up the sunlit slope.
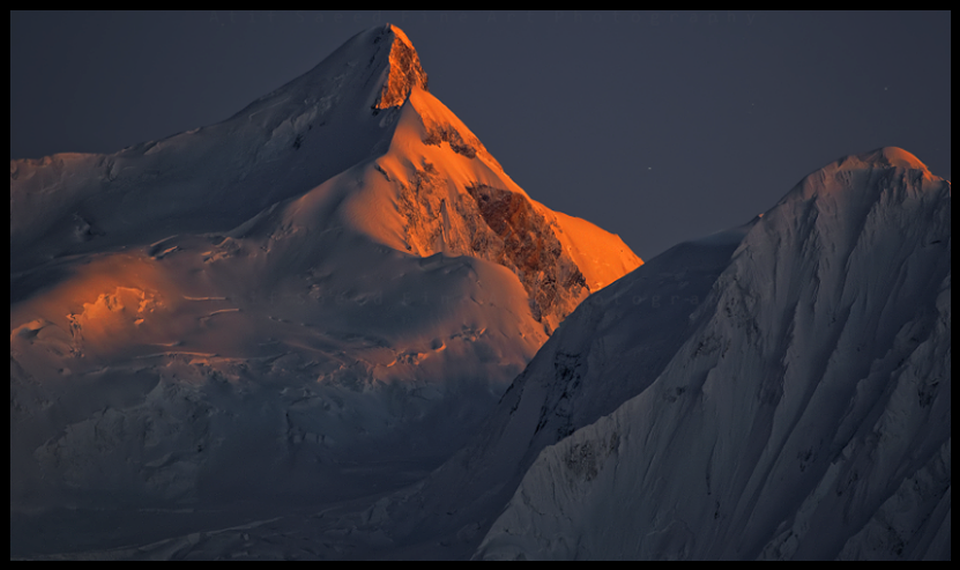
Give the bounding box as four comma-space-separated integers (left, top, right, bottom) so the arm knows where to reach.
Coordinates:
10, 24, 642, 557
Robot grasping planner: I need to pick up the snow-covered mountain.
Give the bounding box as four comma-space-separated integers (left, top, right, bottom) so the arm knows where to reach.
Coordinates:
9, 24, 640, 558
11, 23, 948, 562
472, 147, 950, 560
105, 147, 948, 562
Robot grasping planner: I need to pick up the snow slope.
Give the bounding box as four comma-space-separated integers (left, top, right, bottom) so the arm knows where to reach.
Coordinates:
10, 25, 639, 328
9, 24, 640, 558
475, 147, 951, 560
352, 212, 756, 559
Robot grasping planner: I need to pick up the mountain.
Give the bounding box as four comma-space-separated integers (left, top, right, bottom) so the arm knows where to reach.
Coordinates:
14, 24, 947, 561
9, 24, 641, 557
471, 147, 950, 560
67, 146, 948, 561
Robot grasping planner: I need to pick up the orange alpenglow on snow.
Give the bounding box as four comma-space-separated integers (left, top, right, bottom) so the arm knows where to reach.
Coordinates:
10, 25, 643, 555
11, 22, 642, 394
337, 25, 643, 330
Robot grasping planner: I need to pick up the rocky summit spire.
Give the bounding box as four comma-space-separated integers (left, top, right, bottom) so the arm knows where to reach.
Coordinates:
376, 24, 429, 109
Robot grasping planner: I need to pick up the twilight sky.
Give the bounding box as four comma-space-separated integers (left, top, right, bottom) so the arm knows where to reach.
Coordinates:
10, 11, 951, 259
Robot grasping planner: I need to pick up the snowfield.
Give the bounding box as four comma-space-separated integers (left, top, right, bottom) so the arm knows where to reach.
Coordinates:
10, 22, 948, 561
475, 147, 951, 560
10, 24, 639, 559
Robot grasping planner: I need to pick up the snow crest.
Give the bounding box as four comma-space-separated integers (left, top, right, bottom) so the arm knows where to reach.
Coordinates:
9, 25, 642, 559
475, 151, 951, 560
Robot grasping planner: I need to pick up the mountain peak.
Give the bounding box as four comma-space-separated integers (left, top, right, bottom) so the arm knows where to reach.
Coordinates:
776, 146, 941, 207
375, 24, 429, 109
837, 146, 930, 173
860, 146, 929, 170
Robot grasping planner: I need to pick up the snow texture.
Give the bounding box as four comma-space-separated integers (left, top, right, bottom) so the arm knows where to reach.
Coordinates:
475, 148, 951, 560
10, 24, 639, 559
10, 22, 948, 561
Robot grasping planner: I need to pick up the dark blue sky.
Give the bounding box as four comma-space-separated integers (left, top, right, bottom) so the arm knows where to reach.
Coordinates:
10, 11, 951, 259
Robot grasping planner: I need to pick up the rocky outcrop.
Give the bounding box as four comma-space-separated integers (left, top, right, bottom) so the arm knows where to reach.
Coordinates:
390, 157, 588, 331
375, 25, 429, 110
465, 184, 587, 327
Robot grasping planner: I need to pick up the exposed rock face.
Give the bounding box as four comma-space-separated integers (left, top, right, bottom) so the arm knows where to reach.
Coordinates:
387, 157, 588, 332
422, 121, 478, 159
375, 25, 429, 110
465, 184, 587, 326
415, 91, 504, 172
